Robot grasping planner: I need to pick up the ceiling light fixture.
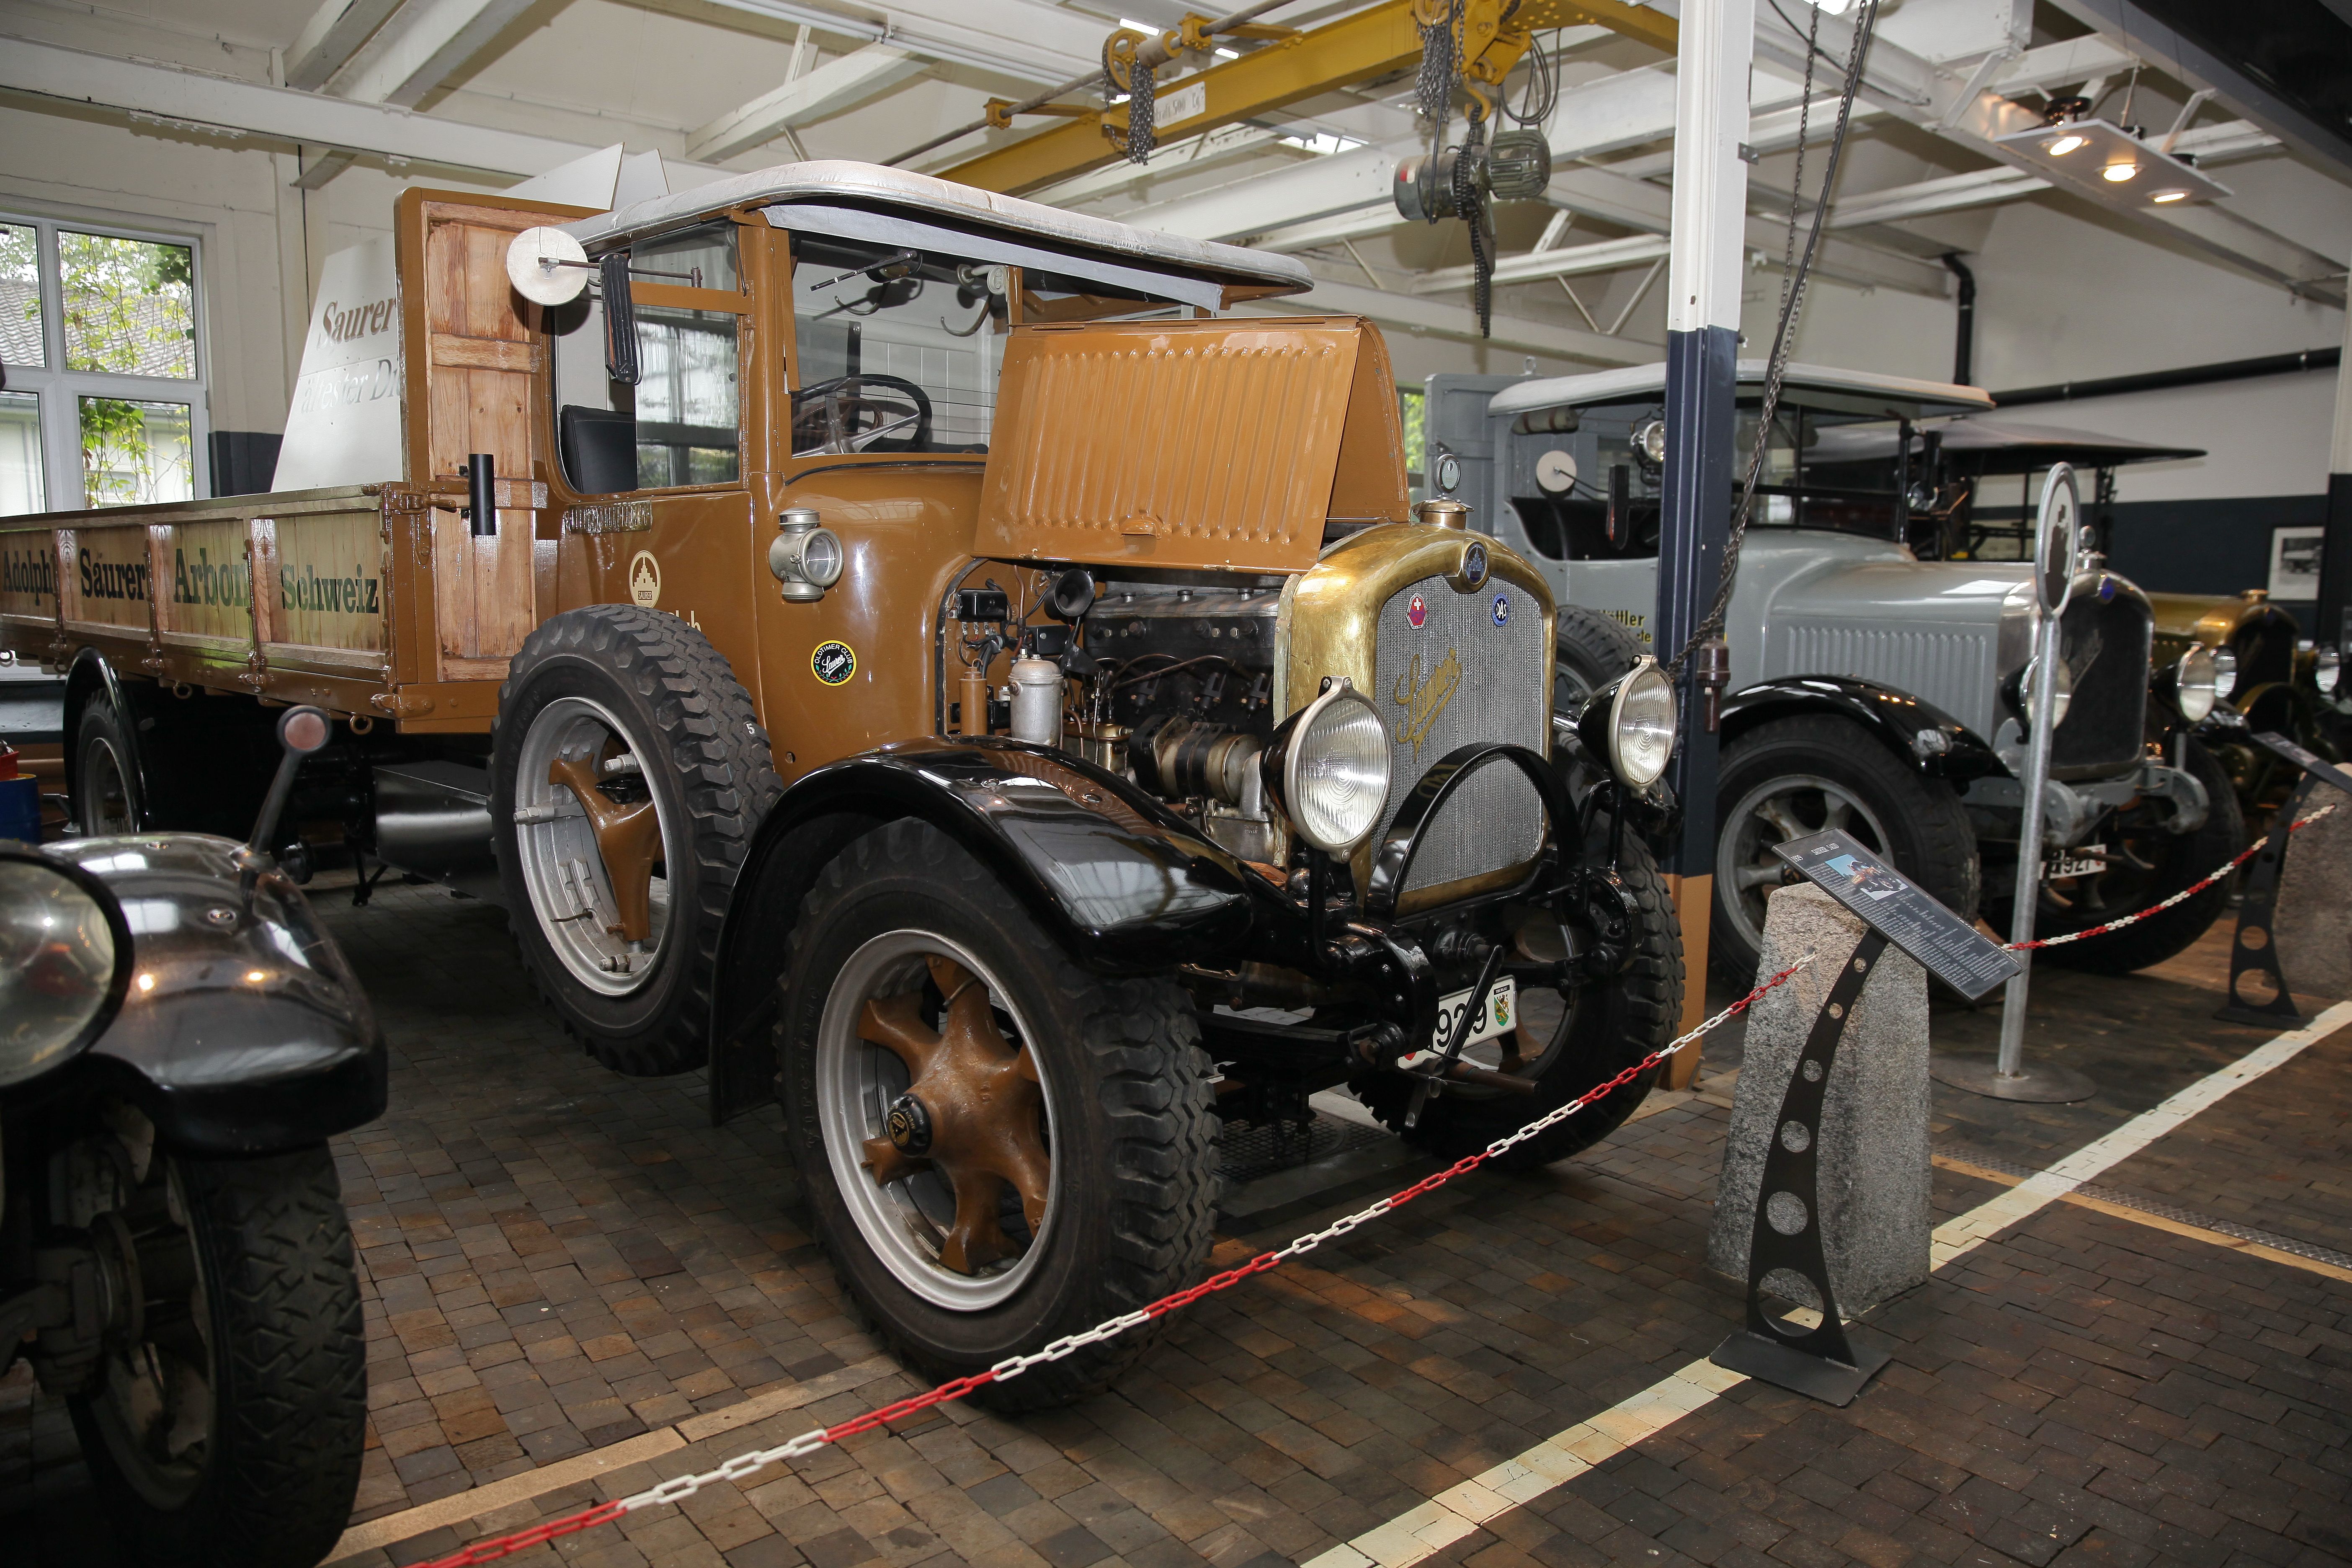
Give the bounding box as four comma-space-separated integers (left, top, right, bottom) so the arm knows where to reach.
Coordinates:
1994, 117, 2231, 211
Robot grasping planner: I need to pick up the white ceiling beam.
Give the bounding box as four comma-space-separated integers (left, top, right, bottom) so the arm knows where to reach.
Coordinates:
1826, 166, 2045, 228
330, 0, 536, 108
1030, 123, 1288, 208
1412, 234, 1668, 293
686, 43, 925, 162
1238, 276, 1657, 366
0, 35, 727, 184
285, 0, 404, 91
703, 0, 1103, 86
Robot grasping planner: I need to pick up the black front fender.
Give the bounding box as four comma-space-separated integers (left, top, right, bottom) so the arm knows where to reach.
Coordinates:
41, 834, 386, 1155
707, 738, 1266, 1122
1721, 676, 1999, 781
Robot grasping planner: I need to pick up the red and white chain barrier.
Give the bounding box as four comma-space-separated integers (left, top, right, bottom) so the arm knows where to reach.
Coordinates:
2006, 800, 2333, 950
402, 959, 1813, 1568
402, 801, 2336, 1568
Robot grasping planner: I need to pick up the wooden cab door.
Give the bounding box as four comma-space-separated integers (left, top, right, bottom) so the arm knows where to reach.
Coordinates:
398, 191, 578, 684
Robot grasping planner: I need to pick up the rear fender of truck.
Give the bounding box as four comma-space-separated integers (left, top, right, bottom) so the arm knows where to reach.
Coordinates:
706, 739, 1267, 1123
61, 647, 142, 829
1722, 676, 2000, 783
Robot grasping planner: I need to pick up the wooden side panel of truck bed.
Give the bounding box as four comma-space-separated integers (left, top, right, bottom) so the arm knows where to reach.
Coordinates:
0, 188, 591, 732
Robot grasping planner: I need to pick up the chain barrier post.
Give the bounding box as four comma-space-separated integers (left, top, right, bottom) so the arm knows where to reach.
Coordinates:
1937, 464, 2097, 1104
1710, 928, 1894, 1405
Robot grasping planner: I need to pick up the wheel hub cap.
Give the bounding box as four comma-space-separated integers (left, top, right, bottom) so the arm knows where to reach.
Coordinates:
856, 955, 1049, 1276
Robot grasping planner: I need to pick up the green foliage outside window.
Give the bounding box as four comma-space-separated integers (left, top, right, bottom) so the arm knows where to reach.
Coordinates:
60, 232, 195, 378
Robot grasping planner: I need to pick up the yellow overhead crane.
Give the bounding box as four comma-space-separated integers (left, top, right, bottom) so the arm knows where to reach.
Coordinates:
929, 0, 1677, 197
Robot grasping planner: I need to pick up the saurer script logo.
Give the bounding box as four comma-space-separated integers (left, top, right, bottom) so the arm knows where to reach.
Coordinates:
79, 548, 152, 602
1392, 647, 1462, 762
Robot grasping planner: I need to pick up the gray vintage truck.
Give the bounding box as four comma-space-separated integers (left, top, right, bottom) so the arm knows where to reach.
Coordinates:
1425, 362, 2239, 982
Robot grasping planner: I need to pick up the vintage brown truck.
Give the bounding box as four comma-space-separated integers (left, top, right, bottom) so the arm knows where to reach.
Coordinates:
0, 163, 1681, 1404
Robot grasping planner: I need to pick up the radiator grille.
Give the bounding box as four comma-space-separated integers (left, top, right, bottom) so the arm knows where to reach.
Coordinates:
1370, 575, 1548, 897
2053, 591, 2152, 774
1779, 625, 1993, 730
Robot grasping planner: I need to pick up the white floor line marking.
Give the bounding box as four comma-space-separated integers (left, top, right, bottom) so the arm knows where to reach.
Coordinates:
1300, 1001, 2352, 1568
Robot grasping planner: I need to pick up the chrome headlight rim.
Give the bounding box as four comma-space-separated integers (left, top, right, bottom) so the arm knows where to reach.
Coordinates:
1263, 678, 1394, 857
2210, 647, 2239, 702
2019, 651, 2075, 730
0, 847, 133, 1088
2172, 646, 2219, 724
1576, 656, 1679, 790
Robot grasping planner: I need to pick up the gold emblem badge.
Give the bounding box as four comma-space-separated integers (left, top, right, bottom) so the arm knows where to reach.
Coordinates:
1392, 647, 1461, 761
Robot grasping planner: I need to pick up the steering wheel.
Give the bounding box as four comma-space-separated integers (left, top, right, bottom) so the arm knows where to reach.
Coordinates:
792, 373, 933, 454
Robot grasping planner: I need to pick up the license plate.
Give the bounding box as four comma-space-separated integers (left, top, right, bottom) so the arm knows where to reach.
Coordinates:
1399, 975, 1519, 1068
2045, 843, 2105, 879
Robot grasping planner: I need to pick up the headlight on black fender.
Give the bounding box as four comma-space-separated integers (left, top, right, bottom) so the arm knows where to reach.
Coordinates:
1578, 657, 1678, 789
0, 851, 131, 1087
2316, 645, 2341, 696
1262, 678, 1392, 856
2171, 646, 2220, 724
2211, 648, 2238, 701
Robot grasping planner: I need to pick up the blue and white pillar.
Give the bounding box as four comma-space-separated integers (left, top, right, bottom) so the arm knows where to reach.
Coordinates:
1656, 0, 1755, 1057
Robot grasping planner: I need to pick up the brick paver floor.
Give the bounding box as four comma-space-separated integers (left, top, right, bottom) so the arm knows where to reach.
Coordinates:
3, 876, 2344, 1568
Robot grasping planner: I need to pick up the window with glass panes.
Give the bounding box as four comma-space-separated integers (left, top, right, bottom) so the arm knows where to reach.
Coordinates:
0, 214, 206, 514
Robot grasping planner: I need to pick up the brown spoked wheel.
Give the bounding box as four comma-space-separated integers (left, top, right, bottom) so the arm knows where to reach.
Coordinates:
781, 819, 1217, 1409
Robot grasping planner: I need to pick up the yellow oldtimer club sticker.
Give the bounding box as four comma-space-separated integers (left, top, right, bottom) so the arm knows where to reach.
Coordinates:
811, 640, 856, 686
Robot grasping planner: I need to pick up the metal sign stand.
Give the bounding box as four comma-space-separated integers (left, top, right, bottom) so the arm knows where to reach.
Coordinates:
1934, 465, 2097, 1105
2216, 731, 2352, 1025
1710, 929, 1894, 1406
2217, 773, 2320, 1027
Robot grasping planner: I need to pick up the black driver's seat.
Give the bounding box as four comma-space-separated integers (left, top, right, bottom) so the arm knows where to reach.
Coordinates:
560, 405, 638, 494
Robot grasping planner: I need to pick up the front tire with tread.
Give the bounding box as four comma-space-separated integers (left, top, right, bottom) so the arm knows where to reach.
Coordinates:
779, 820, 1219, 1410
71, 1145, 366, 1568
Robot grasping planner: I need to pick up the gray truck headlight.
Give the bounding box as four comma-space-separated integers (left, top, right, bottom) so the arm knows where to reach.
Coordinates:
2212, 648, 2238, 701
1579, 658, 1677, 789
2171, 647, 2219, 723
2020, 652, 2074, 730
1263, 679, 1391, 856
0, 854, 129, 1087
2317, 646, 2341, 696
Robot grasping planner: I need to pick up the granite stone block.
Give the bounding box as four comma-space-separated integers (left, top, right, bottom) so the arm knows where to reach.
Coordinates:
1707, 883, 1931, 1313
2273, 791, 2352, 1001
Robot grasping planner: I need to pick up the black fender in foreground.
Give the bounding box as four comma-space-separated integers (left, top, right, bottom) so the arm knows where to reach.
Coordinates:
32, 834, 386, 1155
1720, 676, 1999, 783
707, 738, 1269, 1123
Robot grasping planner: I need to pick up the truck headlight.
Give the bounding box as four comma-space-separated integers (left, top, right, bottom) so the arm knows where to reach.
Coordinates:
2171, 647, 2219, 724
2019, 653, 2073, 730
1262, 679, 1391, 856
2212, 648, 2238, 701
769, 508, 845, 603
1578, 658, 1677, 789
0, 853, 129, 1087
2317, 646, 2341, 696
